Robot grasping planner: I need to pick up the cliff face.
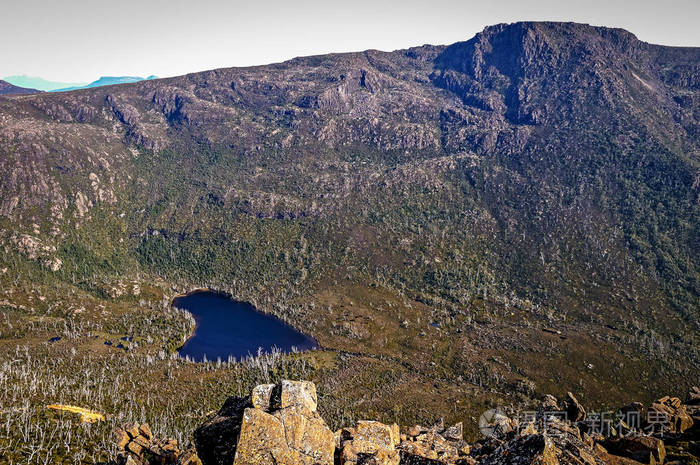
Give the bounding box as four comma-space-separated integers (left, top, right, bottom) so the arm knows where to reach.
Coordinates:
0, 22, 698, 414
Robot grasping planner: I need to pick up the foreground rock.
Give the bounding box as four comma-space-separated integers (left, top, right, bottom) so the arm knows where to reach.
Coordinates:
472, 411, 606, 465
115, 383, 700, 465
338, 420, 401, 465
601, 436, 665, 464
114, 422, 200, 465
648, 396, 694, 434
194, 380, 334, 465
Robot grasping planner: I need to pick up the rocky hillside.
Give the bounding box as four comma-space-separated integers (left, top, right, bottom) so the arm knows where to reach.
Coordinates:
113, 380, 700, 465
0, 22, 698, 461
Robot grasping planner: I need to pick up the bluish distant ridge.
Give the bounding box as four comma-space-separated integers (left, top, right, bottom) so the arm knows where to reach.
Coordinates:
51, 75, 158, 92
3, 75, 87, 92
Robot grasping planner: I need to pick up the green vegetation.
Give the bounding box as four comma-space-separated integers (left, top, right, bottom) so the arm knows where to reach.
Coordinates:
0, 21, 698, 463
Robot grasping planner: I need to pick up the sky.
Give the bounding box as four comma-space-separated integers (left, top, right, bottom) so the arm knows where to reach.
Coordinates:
2, 0, 699, 83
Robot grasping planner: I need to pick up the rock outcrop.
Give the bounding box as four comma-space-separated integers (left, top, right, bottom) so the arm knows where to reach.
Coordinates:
115, 383, 700, 465
338, 420, 401, 465
114, 422, 200, 465
648, 396, 694, 434
194, 380, 334, 465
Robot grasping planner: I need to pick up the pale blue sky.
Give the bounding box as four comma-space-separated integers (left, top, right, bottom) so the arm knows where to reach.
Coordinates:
2, 0, 699, 83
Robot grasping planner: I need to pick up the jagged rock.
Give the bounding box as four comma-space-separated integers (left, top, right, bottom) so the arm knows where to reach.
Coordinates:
126, 441, 144, 456
279, 379, 318, 412
339, 420, 401, 465
195, 380, 334, 465
429, 419, 445, 433
115, 422, 180, 465
601, 436, 666, 464
125, 456, 142, 465
177, 449, 202, 465
117, 384, 700, 465
565, 392, 587, 422
620, 402, 644, 413
478, 408, 513, 438
649, 397, 694, 433
133, 435, 151, 449
596, 453, 648, 465
539, 394, 560, 414
126, 424, 141, 439
473, 411, 606, 465
397, 421, 470, 465
442, 423, 463, 441
139, 424, 153, 440
687, 387, 700, 406
477, 434, 561, 465
235, 408, 298, 465
115, 427, 131, 450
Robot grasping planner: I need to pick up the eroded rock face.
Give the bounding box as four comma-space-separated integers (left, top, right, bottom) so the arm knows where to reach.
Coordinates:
398, 420, 471, 465
114, 422, 197, 465
473, 415, 606, 465
649, 396, 695, 434
338, 421, 401, 465
194, 380, 334, 465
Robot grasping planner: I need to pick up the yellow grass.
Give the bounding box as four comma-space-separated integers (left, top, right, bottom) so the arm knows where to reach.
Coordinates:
46, 404, 105, 423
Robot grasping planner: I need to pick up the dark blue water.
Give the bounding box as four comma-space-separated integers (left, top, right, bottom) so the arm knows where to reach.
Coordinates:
174, 291, 317, 362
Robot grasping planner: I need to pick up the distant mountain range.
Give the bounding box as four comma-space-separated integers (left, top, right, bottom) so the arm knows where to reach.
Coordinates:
52, 75, 158, 92
0, 79, 42, 95
3, 75, 88, 91
3, 75, 157, 92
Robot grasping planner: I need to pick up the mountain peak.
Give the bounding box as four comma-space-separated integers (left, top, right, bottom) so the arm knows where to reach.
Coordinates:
430, 21, 688, 126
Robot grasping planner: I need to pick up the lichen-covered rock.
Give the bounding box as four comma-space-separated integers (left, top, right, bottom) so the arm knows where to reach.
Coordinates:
195, 380, 334, 465
279, 379, 318, 412
115, 422, 180, 465
339, 420, 400, 465
472, 412, 606, 465
251, 383, 275, 410
397, 421, 470, 465
119, 384, 700, 465
442, 423, 462, 441
649, 396, 694, 433
234, 408, 299, 465
177, 449, 203, 465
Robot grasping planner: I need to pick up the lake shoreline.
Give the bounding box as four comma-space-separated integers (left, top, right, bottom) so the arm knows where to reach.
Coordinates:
171, 289, 318, 362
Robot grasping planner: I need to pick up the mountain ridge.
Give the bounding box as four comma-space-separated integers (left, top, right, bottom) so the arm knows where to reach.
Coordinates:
0, 79, 41, 95
2, 74, 88, 91
52, 75, 158, 92
0, 22, 698, 463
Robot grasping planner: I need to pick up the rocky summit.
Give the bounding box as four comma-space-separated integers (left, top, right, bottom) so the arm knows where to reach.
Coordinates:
112, 381, 700, 465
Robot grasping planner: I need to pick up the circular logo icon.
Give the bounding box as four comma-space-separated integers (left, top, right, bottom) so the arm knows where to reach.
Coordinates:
479, 408, 509, 438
